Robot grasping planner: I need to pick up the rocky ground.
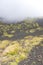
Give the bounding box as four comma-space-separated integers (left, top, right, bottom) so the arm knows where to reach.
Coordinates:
0, 20, 43, 65
19, 43, 43, 65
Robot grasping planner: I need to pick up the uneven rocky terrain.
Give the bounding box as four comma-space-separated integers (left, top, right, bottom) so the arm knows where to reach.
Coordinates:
0, 19, 43, 65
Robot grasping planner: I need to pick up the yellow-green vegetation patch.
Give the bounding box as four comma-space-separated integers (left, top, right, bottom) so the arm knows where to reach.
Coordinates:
37, 27, 43, 31
31, 61, 36, 65
9, 62, 18, 65
36, 23, 39, 27
3, 42, 22, 55
10, 30, 15, 34
0, 36, 42, 65
3, 32, 14, 38
29, 29, 36, 33
0, 40, 10, 49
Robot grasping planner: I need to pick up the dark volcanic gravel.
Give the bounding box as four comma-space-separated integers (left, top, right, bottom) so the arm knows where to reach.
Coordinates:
19, 45, 43, 65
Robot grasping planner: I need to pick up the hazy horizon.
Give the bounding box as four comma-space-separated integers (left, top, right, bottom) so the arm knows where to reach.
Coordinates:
0, 0, 43, 22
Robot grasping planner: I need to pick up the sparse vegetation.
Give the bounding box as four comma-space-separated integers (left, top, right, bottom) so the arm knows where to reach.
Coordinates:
0, 19, 43, 65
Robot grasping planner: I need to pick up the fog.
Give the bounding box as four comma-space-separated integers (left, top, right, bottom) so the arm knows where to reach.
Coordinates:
0, 0, 43, 22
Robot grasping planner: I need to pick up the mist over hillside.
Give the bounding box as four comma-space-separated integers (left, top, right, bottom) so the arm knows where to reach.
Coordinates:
0, 17, 43, 25
0, 0, 43, 22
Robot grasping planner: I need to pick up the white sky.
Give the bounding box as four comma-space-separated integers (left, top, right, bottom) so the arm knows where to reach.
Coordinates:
0, 0, 43, 20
